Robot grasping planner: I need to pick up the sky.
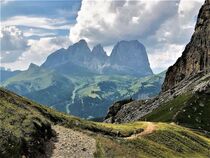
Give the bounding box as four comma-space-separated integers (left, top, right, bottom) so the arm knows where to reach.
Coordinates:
0, 0, 205, 73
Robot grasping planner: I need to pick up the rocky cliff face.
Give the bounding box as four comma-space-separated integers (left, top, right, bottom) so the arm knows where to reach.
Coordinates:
162, 0, 210, 92
104, 0, 210, 124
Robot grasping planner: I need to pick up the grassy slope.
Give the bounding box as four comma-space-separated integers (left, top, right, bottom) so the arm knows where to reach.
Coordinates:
95, 123, 210, 158
1, 88, 210, 158
141, 92, 210, 132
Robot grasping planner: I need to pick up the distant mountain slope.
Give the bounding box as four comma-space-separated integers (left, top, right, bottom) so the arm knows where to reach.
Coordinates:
1, 67, 165, 118
1, 39, 155, 118
0, 68, 21, 83
104, 0, 210, 132
1, 88, 210, 158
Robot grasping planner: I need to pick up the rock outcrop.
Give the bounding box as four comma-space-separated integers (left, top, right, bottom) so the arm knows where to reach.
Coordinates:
104, 98, 133, 123
162, 0, 210, 92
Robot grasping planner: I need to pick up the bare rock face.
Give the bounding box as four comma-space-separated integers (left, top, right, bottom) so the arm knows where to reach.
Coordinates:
162, 0, 210, 92
104, 98, 133, 123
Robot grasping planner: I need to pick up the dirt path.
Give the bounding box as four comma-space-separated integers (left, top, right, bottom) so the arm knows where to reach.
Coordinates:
125, 122, 156, 140
45, 125, 96, 158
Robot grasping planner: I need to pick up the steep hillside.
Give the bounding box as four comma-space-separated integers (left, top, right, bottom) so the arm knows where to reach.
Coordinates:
105, 71, 210, 127
141, 88, 210, 132
162, 0, 210, 91
104, 0, 210, 131
1, 88, 210, 158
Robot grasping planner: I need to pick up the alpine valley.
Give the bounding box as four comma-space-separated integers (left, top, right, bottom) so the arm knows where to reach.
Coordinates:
1, 0, 210, 158
0, 40, 164, 118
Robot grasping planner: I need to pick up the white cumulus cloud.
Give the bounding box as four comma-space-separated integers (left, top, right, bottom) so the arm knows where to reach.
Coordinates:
0, 25, 71, 70
69, 0, 205, 73
1, 36, 71, 70
70, 0, 179, 46
148, 44, 185, 73
0, 26, 29, 63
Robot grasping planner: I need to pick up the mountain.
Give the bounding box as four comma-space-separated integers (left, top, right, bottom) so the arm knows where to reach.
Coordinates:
1, 39, 156, 118
0, 67, 21, 83
108, 40, 153, 76
41, 48, 68, 69
92, 44, 107, 61
104, 0, 210, 132
1, 87, 210, 157
1, 1, 210, 157
90, 44, 108, 73
42, 39, 153, 77
41, 40, 94, 75
1, 69, 165, 118
42, 39, 92, 68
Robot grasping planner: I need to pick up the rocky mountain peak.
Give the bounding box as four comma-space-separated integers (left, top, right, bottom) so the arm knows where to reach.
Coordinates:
68, 39, 91, 56
28, 63, 39, 70
109, 40, 153, 76
70, 39, 89, 49
78, 39, 88, 46
162, 0, 210, 92
92, 44, 107, 59
113, 40, 144, 53
110, 40, 148, 63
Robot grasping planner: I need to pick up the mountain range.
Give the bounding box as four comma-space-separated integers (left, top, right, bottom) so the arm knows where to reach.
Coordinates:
0, 0, 210, 157
42, 39, 153, 76
0, 40, 161, 118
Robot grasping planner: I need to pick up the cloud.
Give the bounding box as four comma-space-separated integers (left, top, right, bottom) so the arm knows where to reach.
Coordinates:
145, 0, 204, 73
1, 0, 205, 73
69, 0, 179, 46
2, 16, 71, 30
1, 36, 71, 70
69, 0, 205, 72
23, 28, 56, 38
0, 26, 29, 63
0, 0, 10, 4
148, 44, 185, 73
